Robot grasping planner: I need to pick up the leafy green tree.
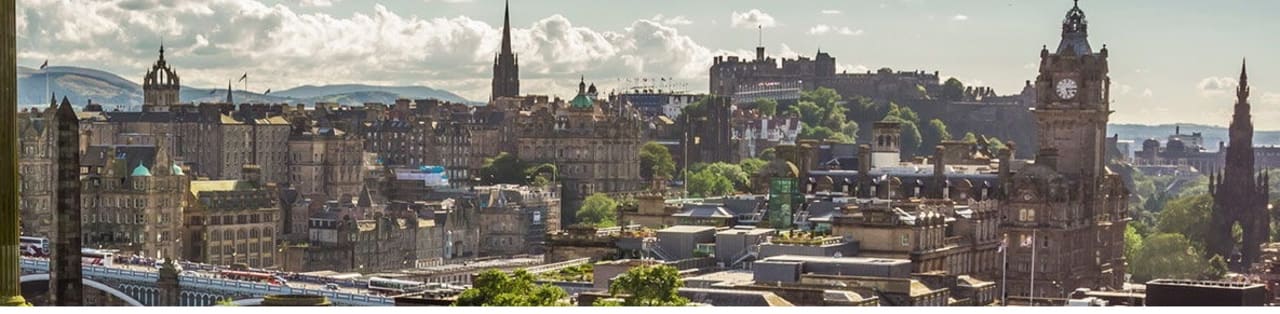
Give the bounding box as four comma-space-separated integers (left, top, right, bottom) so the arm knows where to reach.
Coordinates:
942, 77, 966, 101
1131, 233, 1208, 282
924, 119, 952, 149
1156, 194, 1213, 250
478, 152, 527, 185
456, 269, 569, 306
840, 121, 860, 143
1202, 255, 1229, 280
799, 125, 853, 143
787, 101, 823, 125
701, 162, 750, 192
986, 137, 1007, 152
601, 265, 690, 306
577, 193, 619, 227
687, 169, 734, 198
640, 142, 676, 180
754, 99, 778, 116
739, 158, 768, 181
1124, 224, 1144, 262
961, 132, 978, 143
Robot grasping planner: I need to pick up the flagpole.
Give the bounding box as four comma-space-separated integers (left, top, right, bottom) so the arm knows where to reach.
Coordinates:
1030, 229, 1036, 306
1001, 233, 1008, 306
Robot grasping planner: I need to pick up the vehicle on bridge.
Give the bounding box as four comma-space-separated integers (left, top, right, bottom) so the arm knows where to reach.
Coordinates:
82, 248, 115, 267
368, 277, 430, 295
20, 236, 49, 257
219, 270, 287, 286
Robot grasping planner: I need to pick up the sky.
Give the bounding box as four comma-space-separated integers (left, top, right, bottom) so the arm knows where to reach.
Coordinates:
14, 0, 1280, 128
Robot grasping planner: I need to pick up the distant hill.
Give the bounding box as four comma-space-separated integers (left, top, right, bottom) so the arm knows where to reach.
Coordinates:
16, 65, 478, 110
1108, 123, 1280, 149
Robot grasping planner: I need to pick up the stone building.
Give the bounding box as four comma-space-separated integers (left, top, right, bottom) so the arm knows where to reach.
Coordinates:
80, 141, 188, 259
516, 78, 644, 224
999, 1, 1129, 298
288, 126, 365, 200
183, 166, 280, 268
683, 95, 737, 165
141, 45, 181, 113
1208, 62, 1271, 266
475, 184, 561, 256
279, 204, 440, 273
490, 0, 519, 101
17, 105, 56, 237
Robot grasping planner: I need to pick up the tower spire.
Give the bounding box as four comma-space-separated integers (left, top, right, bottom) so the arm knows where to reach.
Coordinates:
501, 0, 512, 55
227, 80, 234, 104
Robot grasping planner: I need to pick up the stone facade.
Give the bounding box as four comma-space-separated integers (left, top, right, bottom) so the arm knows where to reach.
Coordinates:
17, 106, 55, 237
999, 2, 1129, 298
475, 184, 561, 256
288, 127, 365, 200
516, 78, 644, 224
141, 45, 181, 113
183, 168, 280, 268
80, 142, 188, 259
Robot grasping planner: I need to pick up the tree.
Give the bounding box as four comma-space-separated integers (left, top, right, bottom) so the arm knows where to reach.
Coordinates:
739, 158, 768, 181
1131, 233, 1209, 282
456, 269, 569, 306
961, 132, 978, 143
686, 169, 734, 198
701, 162, 750, 192
754, 99, 778, 116
577, 193, 619, 227
640, 142, 676, 180
942, 78, 966, 101
478, 152, 527, 185
986, 137, 1007, 152
924, 119, 952, 149
1156, 194, 1213, 250
1124, 224, 1144, 262
1202, 255, 1229, 280
601, 265, 689, 306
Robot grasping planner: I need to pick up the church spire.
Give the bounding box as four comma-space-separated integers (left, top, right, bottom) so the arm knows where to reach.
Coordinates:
1058, 0, 1091, 55
501, 0, 512, 55
226, 80, 234, 104
1238, 58, 1250, 102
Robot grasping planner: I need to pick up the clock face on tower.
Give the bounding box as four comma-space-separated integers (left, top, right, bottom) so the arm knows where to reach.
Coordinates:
1056, 78, 1078, 100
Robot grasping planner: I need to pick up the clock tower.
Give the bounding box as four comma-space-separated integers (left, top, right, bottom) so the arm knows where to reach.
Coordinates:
1034, 0, 1110, 180
1001, 1, 1129, 301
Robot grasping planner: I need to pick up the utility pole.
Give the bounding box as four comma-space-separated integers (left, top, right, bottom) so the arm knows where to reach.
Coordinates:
1, 0, 29, 306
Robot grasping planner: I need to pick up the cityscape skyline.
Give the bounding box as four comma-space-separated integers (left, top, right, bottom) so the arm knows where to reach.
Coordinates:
12, 0, 1280, 128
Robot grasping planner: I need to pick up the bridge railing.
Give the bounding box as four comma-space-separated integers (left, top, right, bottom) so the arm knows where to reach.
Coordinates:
21, 258, 394, 306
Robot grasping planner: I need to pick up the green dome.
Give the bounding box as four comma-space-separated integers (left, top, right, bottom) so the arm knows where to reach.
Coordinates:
131, 164, 153, 177
570, 94, 593, 109
171, 164, 184, 176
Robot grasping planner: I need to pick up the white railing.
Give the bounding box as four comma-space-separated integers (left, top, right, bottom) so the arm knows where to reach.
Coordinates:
523, 258, 590, 275
20, 258, 393, 306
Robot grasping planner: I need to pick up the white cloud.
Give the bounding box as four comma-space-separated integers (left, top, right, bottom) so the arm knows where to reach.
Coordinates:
1141, 88, 1154, 98
15, 0, 720, 101
651, 14, 692, 26
838, 64, 869, 74
299, 0, 337, 7
1198, 76, 1238, 97
808, 25, 863, 36
820, 9, 842, 15
952, 14, 969, 21
731, 9, 777, 29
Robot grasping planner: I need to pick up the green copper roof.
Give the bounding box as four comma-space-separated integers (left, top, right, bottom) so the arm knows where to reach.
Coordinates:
570, 94, 592, 109
171, 164, 184, 176
131, 164, 153, 177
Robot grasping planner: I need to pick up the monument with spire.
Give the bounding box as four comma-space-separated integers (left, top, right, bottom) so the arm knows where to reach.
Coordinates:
490, 0, 520, 101
1208, 60, 1272, 268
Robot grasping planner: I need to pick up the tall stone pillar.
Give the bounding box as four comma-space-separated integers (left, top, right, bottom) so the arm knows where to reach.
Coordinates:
49, 98, 83, 305
156, 259, 181, 306
1, 0, 29, 306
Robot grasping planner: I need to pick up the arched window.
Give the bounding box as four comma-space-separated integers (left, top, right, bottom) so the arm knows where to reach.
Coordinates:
223, 230, 233, 242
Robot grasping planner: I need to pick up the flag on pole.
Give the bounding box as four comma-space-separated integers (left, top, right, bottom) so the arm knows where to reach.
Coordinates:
998, 234, 1008, 253
39, 60, 48, 69
239, 73, 248, 82
208, 89, 218, 95
263, 88, 271, 95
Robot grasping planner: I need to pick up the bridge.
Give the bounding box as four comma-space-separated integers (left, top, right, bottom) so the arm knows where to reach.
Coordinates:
20, 258, 393, 306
